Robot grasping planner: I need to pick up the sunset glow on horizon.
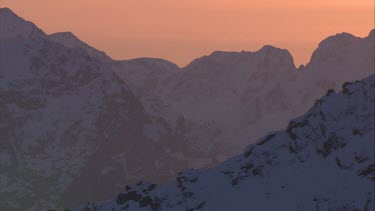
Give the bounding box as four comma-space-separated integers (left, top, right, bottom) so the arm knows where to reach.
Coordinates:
3, 0, 374, 67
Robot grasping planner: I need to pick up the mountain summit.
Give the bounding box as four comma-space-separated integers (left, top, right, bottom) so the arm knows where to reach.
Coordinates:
184, 45, 295, 73
49, 32, 113, 63
0, 7, 45, 39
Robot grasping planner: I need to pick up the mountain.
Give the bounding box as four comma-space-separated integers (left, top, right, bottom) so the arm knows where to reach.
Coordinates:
0, 8, 194, 210
111, 29, 374, 159
49, 32, 113, 63
70, 74, 375, 211
109, 58, 180, 99
0, 7, 45, 39
301, 30, 375, 91
2, 7, 374, 211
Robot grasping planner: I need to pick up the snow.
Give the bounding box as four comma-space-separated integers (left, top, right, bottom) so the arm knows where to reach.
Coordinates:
70, 74, 375, 211
0, 7, 45, 39
110, 28, 374, 166
49, 32, 113, 63
1, 7, 374, 211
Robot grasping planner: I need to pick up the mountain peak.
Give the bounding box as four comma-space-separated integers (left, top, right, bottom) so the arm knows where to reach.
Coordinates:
316, 32, 357, 50
0, 7, 15, 14
49, 31, 81, 47
368, 29, 375, 39
258, 44, 282, 52
0, 7, 20, 21
112, 57, 180, 73
0, 7, 45, 39
51, 31, 76, 38
308, 32, 361, 66
122, 57, 179, 67
256, 45, 293, 58
49, 31, 113, 63
185, 45, 295, 71
256, 45, 296, 70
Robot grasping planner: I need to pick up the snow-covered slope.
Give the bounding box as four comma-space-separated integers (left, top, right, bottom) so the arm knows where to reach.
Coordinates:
49, 32, 113, 63
2, 7, 374, 211
0, 7, 45, 39
70, 74, 375, 211
0, 8, 195, 210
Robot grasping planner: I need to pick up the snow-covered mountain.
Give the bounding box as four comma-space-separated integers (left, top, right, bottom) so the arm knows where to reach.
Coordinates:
0, 8, 197, 210
70, 74, 375, 211
2, 7, 374, 211
0, 7, 45, 39
300, 30, 375, 91
49, 32, 113, 63
111, 29, 374, 159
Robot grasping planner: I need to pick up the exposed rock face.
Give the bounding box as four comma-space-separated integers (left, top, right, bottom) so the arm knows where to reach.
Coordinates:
70, 74, 375, 211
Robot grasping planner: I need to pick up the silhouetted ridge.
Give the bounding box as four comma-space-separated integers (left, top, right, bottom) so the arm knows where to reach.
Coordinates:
115, 58, 180, 70
368, 29, 375, 39
0, 7, 45, 39
256, 45, 296, 69
184, 45, 295, 72
2, 8, 375, 210
309, 33, 357, 64
49, 31, 113, 63
301, 29, 374, 72
50, 31, 77, 39
0, 7, 18, 17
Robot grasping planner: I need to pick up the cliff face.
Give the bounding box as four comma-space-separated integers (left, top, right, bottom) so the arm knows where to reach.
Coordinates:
71, 74, 375, 211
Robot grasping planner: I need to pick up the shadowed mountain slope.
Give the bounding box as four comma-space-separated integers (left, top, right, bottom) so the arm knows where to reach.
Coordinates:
71, 74, 375, 211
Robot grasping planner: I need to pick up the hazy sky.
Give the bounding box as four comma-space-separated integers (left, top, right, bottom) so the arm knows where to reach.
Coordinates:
3, 0, 374, 67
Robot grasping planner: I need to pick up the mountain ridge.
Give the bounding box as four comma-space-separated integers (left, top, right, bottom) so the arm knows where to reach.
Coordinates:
49, 31, 113, 63
1, 7, 373, 70
0, 8, 194, 210
0, 7, 45, 39
70, 74, 375, 211
1, 7, 374, 210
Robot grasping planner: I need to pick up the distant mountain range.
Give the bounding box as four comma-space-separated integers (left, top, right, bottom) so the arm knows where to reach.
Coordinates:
0, 7, 374, 211
110, 26, 374, 164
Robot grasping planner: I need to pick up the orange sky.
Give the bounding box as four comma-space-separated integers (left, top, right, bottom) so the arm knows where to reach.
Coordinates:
2, 0, 374, 67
